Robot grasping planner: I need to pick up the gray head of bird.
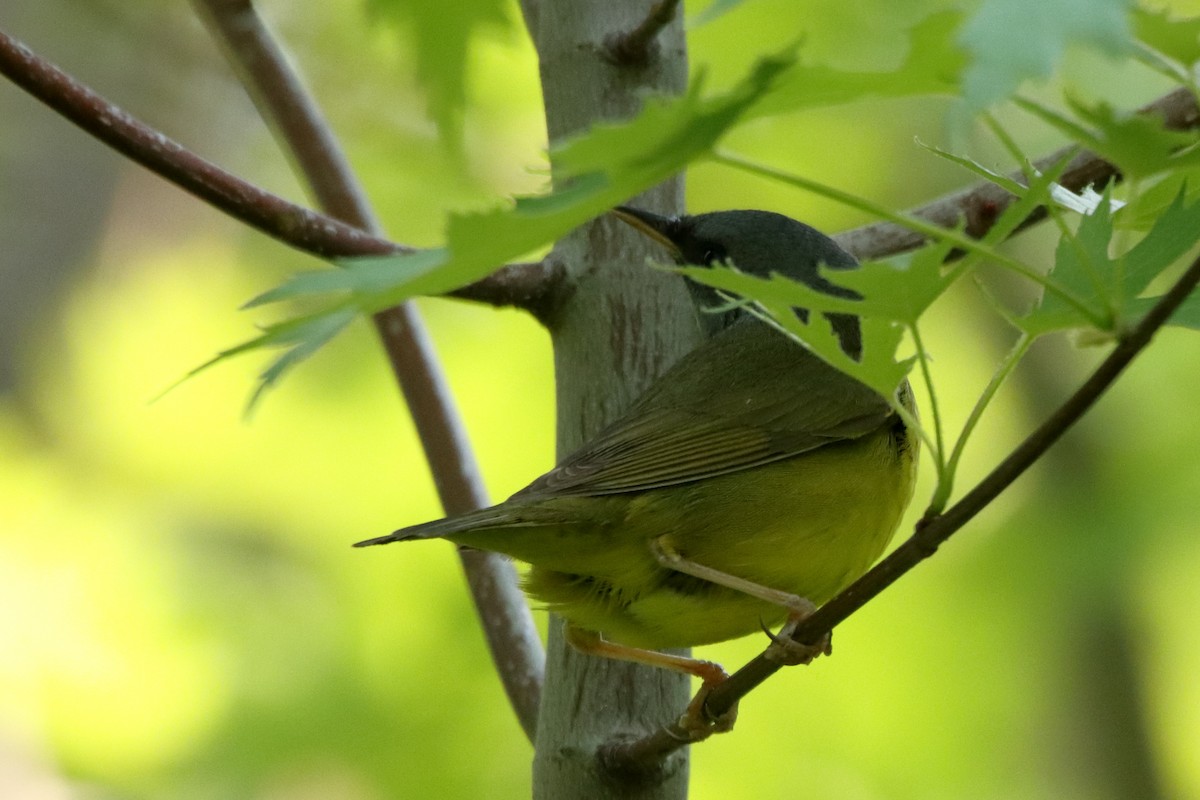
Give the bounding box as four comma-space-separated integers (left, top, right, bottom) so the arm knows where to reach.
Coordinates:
612, 206, 863, 358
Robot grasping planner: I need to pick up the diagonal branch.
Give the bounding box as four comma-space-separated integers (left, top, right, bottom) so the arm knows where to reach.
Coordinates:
603, 249, 1200, 768
838, 87, 1200, 260
0, 26, 558, 315
189, 0, 544, 739
193, 0, 380, 225
3, 23, 1197, 312
0, 27, 395, 259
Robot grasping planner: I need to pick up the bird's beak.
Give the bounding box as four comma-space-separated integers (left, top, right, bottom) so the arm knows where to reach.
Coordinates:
611, 206, 683, 259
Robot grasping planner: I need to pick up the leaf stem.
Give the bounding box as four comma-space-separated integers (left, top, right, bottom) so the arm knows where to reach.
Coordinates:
934, 331, 1032, 512
907, 323, 946, 484
978, 115, 1121, 329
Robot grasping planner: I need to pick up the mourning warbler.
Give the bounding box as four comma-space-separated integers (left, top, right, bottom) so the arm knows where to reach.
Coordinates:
357, 207, 919, 683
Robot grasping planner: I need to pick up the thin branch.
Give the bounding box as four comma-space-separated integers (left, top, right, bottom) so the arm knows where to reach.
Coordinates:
0, 28, 395, 259
837, 87, 1200, 260
193, 0, 384, 226
5, 23, 1197, 307
190, 0, 544, 739
448, 258, 569, 323
0, 26, 556, 314
604, 0, 682, 66
603, 250, 1200, 769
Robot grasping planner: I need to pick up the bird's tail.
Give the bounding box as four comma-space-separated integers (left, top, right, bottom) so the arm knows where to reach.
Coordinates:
353, 505, 517, 548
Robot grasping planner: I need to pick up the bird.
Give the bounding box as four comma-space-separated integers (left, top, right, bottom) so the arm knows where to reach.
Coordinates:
356, 206, 919, 697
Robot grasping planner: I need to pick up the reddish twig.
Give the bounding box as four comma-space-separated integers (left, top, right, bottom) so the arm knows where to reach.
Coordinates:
0, 27, 394, 259
0, 25, 557, 313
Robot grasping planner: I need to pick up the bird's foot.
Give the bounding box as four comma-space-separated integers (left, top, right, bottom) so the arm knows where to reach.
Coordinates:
762, 610, 832, 666
675, 673, 738, 741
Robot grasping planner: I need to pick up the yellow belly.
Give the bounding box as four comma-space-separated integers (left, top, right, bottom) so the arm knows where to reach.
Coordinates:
459, 422, 921, 650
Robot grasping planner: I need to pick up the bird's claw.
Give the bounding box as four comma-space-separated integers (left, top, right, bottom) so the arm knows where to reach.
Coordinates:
762, 614, 832, 666
675, 676, 738, 741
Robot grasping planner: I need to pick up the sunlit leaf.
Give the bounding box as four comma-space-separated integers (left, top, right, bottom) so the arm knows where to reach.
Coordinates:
242, 249, 451, 309
551, 56, 793, 179
1125, 290, 1200, 330
1020, 186, 1200, 335
1064, 97, 1200, 178
366, 0, 514, 148
180, 306, 358, 412
1115, 168, 1200, 231
1015, 95, 1200, 180
765, 310, 913, 398
835, 240, 960, 321
1049, 184, 1124, 215
1021, 187, 1118, 335
977, 147, 1079, 245
1133, 7, 1200, 66
675, 241, 952, 397
1120, 186, 1200, 300
249, 308, 360, 410
916, 138, 1026, 195
960, 0, 1134, 109
200, 50, 798, 399
748, 11, 966, 117
307, 52, 793, 314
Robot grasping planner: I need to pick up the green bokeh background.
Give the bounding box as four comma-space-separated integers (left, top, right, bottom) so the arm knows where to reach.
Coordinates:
2, 1, 1198, 798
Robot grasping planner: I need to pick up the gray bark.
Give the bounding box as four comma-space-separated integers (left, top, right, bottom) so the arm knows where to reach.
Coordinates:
524, 2, 696, 797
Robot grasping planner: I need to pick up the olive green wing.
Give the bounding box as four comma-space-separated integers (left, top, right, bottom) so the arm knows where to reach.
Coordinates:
515, 320, 899, 498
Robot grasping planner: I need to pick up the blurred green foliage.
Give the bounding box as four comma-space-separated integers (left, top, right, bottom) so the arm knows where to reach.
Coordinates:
365, 0, 517, 151
1, 0, 1199, 799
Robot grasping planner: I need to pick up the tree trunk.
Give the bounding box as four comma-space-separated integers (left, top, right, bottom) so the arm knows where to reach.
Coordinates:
523, 2, 696, 797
